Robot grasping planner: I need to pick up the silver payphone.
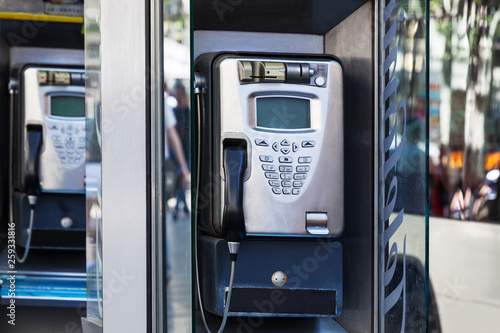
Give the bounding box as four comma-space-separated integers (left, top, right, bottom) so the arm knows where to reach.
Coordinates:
10, 65, 86, 262
195, 54, 344, 322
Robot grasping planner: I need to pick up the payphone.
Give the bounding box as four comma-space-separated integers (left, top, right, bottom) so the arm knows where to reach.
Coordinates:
10, 65, 86, 262
195, 54, 344, 327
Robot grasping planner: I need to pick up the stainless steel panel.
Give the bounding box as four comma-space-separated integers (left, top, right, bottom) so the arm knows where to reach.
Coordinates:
100, 0, 148, 331
10, 47, 84, 70
194, 31, 324, 59
216, 56, 344, 237
325, 2, 375, 332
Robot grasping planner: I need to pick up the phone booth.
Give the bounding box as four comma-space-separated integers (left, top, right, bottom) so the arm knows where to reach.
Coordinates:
75, 0, 429, 332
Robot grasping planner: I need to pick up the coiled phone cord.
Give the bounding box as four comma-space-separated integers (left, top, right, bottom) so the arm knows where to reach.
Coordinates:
194, 81, 238, 333
15, 195, 37, 264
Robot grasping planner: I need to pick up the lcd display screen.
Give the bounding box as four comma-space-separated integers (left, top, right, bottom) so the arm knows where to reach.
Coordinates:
256, 97, 310, 129
51, 95, 85, 117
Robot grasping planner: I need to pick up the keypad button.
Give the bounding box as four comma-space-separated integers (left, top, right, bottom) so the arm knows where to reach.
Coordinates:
279, 156, 293, 163
52, 135, 62, 142
282, 188, 291, 195
255, 139, 269, 147
293, 181, 304, 187
268, 180, 280, 187
49, 124, 58, 130
280, 173, 292, 180
79, 137, 86, 143
54, 143, 64, 149
260, 155, 274, 163
66, 137, 75, 143
272, 142, 279, 152
265, 172, 279, 179
279, 165, 293, 172
75, 158, 81, 164
282, 181, 292, 187
298, 156, 312, 164
66, 144, 76, 150
296, 166, 310, 172
292, 188, 301, 195
262, 164, 276, 171
302, 140, 316, 148
281, 148, 290, 155
294, 173, 308, 180
272, 187, 282, 195
292, 142, 299, 152
281, 139, 290, 146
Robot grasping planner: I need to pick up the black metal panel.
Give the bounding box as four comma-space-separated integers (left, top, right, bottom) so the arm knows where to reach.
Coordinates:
0, 20, 83, 49
194, 0, 369, 34
12, 192, 86, 249
229, 288, 337, 315
0, 36, 10, 234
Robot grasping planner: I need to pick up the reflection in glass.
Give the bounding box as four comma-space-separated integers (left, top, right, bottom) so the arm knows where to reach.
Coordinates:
429, 0, 500, 222
85, 0, 103, 325
162, 0, 192, 331
379, 0, 428, 332
429, 2, 500, 333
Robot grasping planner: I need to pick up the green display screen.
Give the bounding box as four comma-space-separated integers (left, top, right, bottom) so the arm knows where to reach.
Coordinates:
256, 97, 310, 129
51, 95, 85, 118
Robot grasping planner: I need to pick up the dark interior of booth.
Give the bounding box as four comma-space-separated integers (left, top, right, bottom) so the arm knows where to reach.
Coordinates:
0, 18, 86, 332
193, 1, 375, 332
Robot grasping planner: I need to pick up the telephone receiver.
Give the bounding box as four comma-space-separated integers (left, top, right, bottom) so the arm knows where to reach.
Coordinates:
24, 124, 43, 196
221, 143, 247, 243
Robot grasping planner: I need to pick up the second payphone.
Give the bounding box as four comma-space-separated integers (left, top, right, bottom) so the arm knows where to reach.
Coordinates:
10, 65, 86, 262
195, 54, 344, 324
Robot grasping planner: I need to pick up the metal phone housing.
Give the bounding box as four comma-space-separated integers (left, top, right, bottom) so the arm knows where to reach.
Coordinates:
12, 65, 85, 193
197, 54, 344, 238
10, 65, 86, 249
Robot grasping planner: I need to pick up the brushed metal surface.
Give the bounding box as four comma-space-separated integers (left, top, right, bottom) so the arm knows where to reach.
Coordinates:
10, 47, 84, 70
216, 55, 344, 237
100, 0, 148, 331
194, 31, 324, 60
325, 2, 375, 332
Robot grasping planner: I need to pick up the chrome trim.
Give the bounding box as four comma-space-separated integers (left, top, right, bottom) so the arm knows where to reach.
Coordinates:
150, 0, 164, 331
227, 242, 240, 255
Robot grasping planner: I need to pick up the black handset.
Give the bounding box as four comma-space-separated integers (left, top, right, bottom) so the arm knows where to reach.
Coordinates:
24, 124, 43, 196
222, 144, 247, 243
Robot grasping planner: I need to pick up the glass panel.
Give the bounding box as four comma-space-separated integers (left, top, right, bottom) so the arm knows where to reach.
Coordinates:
160, 0, 192, 331
378, 0, 428, 332
85, 0, 103, 325
429, 1, 500, 332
